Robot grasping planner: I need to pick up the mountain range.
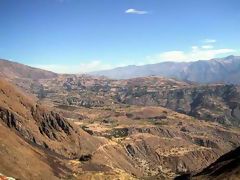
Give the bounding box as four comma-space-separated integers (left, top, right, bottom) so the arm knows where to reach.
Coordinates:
91, 55, 240, 84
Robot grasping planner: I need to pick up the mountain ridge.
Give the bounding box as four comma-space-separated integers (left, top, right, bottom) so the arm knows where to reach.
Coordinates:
90, 55, 240, 84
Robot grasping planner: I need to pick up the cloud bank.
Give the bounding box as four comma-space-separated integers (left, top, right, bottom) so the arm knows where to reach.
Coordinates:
147, 39, 236, 63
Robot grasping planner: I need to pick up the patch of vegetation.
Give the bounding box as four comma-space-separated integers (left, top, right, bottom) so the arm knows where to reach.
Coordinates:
55, 105, 78, 111
126, 113, 134, 118
149, 115, 167, 120
110, 128, 129, 138
81, 125, 93, 135
148, 118, 168, 126
101, 118, 118, 127
162, 110, 168, 114
79, 154, 92, 162
153, 121, 169, 126
130, 86, 148, 97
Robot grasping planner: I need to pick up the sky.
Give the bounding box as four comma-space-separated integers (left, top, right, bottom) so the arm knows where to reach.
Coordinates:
0, 0, 240, 73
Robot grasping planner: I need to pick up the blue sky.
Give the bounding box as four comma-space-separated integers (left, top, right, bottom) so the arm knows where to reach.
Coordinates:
0, 0, 240, 73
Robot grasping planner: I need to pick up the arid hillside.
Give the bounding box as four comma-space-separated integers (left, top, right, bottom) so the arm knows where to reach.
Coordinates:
194, 146, 240, 180
0, 78, 89, 157
0, 122, 65, 180
1, 60, 240, 179
0, 59, 57, 80
176, 146, 240, 180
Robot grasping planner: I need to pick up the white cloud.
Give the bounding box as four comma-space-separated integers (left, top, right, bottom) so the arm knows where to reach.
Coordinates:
147, 48, 236, 63
152, 51, 186, 62
203, 39, 217, 43
191, 46, 199, 50
31, 60, 117, 74
125, 9, 148, 15
201, 45, 214, 49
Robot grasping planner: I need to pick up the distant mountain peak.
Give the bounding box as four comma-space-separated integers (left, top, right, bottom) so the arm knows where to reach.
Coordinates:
227, 55, 237, 58
222, 55, 236, 60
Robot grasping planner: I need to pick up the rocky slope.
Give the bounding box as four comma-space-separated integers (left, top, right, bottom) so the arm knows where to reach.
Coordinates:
0, 122, 66, 180
0, 78, 87, 157
91, 55, 240, 84
194, 146, 240, 180
176, 146, 240, 180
